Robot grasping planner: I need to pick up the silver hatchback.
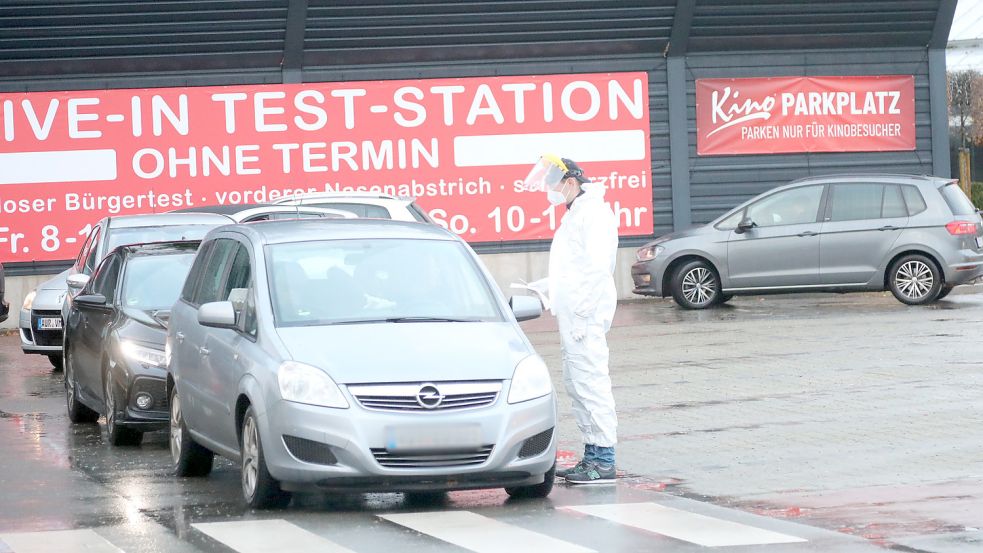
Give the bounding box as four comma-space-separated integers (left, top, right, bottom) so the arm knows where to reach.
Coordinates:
632, 174, 983, 308
166, 219, 555, 508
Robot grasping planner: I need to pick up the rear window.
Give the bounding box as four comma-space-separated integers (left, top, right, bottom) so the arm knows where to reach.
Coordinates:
902, 186, 927, 215
309, 202, 390, 219
939, 184, 977, 216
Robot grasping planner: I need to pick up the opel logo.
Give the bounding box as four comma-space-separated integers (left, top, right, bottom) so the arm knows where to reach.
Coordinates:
416, 384, 444, 409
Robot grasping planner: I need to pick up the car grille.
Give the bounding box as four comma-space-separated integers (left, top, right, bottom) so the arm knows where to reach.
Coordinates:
30, 310, 63, 346
129, 377, 168, 412
518, 428, 554, 458
283, 435, 338, 465
371, 445, 494, 468
348, 381, 501, 412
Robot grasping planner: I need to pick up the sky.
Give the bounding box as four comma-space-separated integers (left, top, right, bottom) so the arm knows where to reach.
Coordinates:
948, 0, 983, 71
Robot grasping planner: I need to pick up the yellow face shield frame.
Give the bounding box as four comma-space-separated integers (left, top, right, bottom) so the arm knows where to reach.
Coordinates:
522, 154, 569, 192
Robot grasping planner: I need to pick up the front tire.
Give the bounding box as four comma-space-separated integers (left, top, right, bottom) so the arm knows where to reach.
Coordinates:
889, 254, 942, 305
170, 387, 214, 477
65, 345, 98, 424
505, 463, 555, 499
48, 354, 64, 372
241, 407, 291, 509
671, 260, 722, 309
105, 370, 142, 446
936, 285, 954, 300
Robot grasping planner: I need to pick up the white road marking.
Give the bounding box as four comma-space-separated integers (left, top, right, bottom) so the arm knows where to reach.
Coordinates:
379, 511, 596, 553
192, 519, 356, 553
0, 529, 125, 553
563, 502, 808, 547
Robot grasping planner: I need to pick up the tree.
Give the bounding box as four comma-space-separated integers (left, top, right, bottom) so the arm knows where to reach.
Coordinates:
948, 70, 983, 148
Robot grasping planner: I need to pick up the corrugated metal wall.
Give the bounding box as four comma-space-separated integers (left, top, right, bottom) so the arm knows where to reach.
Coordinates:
684, 48, 935, 226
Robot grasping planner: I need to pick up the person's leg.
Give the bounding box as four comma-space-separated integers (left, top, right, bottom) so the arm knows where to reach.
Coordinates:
561, 322, 618, 484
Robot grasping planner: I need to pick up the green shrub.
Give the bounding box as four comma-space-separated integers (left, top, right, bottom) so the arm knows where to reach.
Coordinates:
973, 182, 983, 210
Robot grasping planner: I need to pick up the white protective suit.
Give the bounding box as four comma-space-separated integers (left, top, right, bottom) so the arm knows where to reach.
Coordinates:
547, 181, 619, 448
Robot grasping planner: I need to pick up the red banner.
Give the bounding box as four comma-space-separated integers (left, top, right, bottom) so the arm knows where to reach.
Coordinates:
696, 75, 915, 156
0, 72, 652, 263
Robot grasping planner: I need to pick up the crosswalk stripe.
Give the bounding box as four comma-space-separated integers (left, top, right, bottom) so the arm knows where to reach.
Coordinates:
562, 502, 808, 547
192, 520, 356, 553
379, 511, 596, 553
0, 529, 125, 553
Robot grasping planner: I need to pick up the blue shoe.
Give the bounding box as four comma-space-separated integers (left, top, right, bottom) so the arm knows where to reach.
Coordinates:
564, 461, 616, 485
555, 459, 588, 479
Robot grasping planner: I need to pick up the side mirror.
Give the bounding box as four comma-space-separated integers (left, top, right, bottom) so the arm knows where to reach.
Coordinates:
510, 295, 542, 322
197, 301, 237, 329
67, 274, 90, 291
75, 293, 106, 306
735, 217, 756, 234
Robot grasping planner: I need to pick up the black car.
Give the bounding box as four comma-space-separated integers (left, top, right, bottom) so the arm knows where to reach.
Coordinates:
64, 241, 199, 446
0, 262, 8, 322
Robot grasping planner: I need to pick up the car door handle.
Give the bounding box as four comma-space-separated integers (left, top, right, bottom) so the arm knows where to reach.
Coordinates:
797, 231, 818, 237
175, 332, 185, 343
878, 225, 900, 231
199, 347, 210, 357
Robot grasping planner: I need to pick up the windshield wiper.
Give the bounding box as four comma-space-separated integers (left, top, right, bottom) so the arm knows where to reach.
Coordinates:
323, 316, 479, 325
385, 316, 480, 323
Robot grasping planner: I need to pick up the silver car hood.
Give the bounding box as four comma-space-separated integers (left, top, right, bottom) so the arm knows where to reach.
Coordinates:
32, 270, 70, 310
276, 322, 533, 384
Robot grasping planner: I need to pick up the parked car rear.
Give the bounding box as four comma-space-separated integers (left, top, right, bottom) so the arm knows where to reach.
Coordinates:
632, 174, 983, 308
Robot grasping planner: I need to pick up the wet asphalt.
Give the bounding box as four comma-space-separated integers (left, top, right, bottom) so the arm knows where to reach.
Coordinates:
1, 289, 982, 552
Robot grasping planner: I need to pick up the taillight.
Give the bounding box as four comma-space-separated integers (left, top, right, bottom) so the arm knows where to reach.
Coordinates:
946, 221, 977, 235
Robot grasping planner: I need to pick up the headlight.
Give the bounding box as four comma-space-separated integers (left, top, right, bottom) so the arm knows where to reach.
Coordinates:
22, 291, 36, 311
120, 340, 167, 368
636, 245, 664, 262
508, 355, 553, 404
277, 361, 349, 409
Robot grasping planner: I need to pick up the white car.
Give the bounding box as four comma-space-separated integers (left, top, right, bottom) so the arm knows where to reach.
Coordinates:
171, 204, 357, 223
273, 192, 433, 223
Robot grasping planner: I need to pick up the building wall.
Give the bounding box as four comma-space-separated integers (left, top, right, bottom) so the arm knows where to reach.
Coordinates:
683, 48, 936, 226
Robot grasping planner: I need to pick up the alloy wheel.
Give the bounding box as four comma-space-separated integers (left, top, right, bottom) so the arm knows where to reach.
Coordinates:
682, 267, 716, 305
241, 416, 260, 499
895, 260, 934, 300
169, 394, 182, 463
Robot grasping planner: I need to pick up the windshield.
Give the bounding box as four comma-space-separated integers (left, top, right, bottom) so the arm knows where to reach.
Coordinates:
121, 252, 196, 310
267, 239, 503, 326
107, 225, 217, 252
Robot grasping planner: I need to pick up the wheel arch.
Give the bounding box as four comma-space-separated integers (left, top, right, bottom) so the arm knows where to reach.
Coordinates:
883, 249, 946, 289
662, 254, 724, 297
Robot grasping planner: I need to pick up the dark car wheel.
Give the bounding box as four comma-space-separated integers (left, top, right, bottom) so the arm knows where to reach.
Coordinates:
105, 370, 142, 446
936, 285, 955, 300
671, 260, 722, 309
889, 254, 942, 305
241, 407, 291, 509
170, 387, 214, 477
505, 463, 555, 499
48, 354, 64, 372
65, 345, 98, 424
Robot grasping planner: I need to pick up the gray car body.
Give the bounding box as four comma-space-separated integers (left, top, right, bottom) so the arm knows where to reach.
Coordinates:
632, 174, 983, 297
167, 219, 555, 493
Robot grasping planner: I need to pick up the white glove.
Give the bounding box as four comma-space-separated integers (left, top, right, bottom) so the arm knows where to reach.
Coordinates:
570, 314, 588, 342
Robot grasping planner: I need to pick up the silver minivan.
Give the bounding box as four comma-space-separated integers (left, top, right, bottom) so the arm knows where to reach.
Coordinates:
166, 219, 555, 508
632, 174, 983, 308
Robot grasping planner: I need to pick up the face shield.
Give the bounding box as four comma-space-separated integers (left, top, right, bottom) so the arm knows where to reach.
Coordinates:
522, 154, 569, 193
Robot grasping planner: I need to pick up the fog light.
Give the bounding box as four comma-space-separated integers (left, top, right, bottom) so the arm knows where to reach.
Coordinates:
135, 393, 154, 410
640, 274, 652, 284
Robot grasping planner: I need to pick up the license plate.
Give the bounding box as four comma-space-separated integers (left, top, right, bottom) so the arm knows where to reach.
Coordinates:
37, 317, 62, 330
976, 236, 982, 249
385, 424, 483, 452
